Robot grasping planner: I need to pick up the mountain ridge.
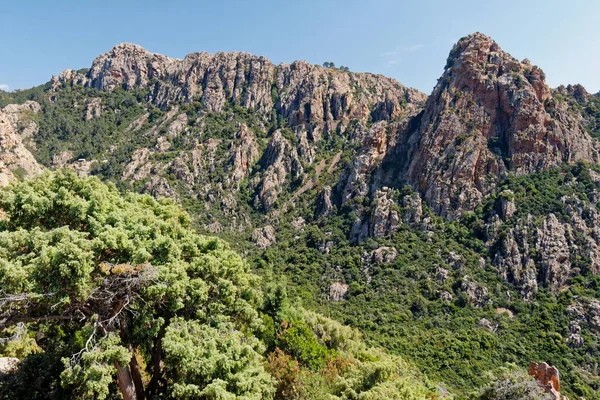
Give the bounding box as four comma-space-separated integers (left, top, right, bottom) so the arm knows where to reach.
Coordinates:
2, 31, 600, 398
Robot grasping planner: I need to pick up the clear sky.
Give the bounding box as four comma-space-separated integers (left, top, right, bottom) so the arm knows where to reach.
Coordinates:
1, 0, 599, 95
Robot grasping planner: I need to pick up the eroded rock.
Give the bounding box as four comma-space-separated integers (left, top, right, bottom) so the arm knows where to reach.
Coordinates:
329, 282, 349, 302
252, 225, 277, 249
0, 101, 43, 186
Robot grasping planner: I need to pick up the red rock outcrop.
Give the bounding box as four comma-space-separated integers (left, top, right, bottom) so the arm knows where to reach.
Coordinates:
528, 362, 566, 399
406, 32, 600, 217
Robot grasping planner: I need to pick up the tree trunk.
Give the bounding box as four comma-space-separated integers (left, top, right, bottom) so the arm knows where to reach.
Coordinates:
117, 315, 146, 399
147, 324, 166, 396
115, 361, 138, 400
129, 347, 146, 400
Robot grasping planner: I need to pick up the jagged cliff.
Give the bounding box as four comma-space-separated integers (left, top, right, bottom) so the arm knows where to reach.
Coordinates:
404, 33, 599, 217
0, 101, 43, 186
58, 42, 425, 128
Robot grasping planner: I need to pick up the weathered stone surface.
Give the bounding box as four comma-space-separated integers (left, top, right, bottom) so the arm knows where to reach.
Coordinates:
142, 176, 177, 198
567, 333, 584, 348
318, 241, 335, 255
329, 282, 349, 302
440, 291, 453, 302
229, 124, 259, 184
252, 225, 276, 249
169, 154, 194, 186
51, 151, 74, 167
315, 186, 334, 218
85, 97, 102, 120
371, 246, 398, 264
291, 217, 305, 231
498, 190, 517, 221
536, 214, 571, 292
406, 32, 599, 218
461, 276, 489, 307
341, 122, 391, 202
86, 43, 426, 128
446, 251, 463, 270
55, 69, 89, 88
528, 362, 561, 397
0, 101, 43, 186
490, 191, 600, 298
435, 268, 450, 282
568, 299, 600, 346
402, 192, 423, 225
0, 357, 19, 375
254, 130, 302, 211
206, 221, 223, 233
369, 188, 400, 239
167, 113, 188, 137
478, 318, 496, 332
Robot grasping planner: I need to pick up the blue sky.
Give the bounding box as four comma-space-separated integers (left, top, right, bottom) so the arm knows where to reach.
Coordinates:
1, 0, 599, 94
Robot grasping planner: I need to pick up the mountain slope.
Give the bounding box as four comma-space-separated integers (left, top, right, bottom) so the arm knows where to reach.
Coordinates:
2, 32, 600, 398
0, 171, 437, 399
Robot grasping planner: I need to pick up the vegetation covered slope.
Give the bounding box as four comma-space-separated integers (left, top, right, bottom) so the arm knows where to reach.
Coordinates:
253, 164, 600, 398
2, 32, 600, 399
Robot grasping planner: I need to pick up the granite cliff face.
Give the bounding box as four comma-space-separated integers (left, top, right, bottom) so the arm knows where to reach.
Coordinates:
72, 43, 426, 131
405, 33, 599, 217
0, 102, 43, 186
49, 42, 427, 226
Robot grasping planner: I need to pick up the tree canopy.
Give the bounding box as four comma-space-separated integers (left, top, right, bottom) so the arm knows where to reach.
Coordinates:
0, 170, 271, 399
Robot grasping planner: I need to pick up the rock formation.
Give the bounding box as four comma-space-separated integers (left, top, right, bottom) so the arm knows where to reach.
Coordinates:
528, 362, 564, 399
490, 191, 600, 298
80, 42, 426, 131
329, 282, 349, 302
252, 225, 277, 249
254, 130, 303, 212
0, 101, 43, 186
405, 33, 600, 217
0, 357, 19, 375
229, 123, 259, 184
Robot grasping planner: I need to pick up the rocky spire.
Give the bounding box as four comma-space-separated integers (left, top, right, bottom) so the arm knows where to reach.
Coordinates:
405, 32, 600, 217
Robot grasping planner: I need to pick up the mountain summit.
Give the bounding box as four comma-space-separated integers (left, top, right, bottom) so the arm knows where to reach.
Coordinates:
405, 32, 599, 216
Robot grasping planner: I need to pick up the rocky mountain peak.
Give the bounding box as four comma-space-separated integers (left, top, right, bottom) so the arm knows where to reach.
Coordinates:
109, 42, 155, 56
406, 32, 599, 217
87, 42, 178, 92
443, 32, 550, 102
74, 43, 427, 131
